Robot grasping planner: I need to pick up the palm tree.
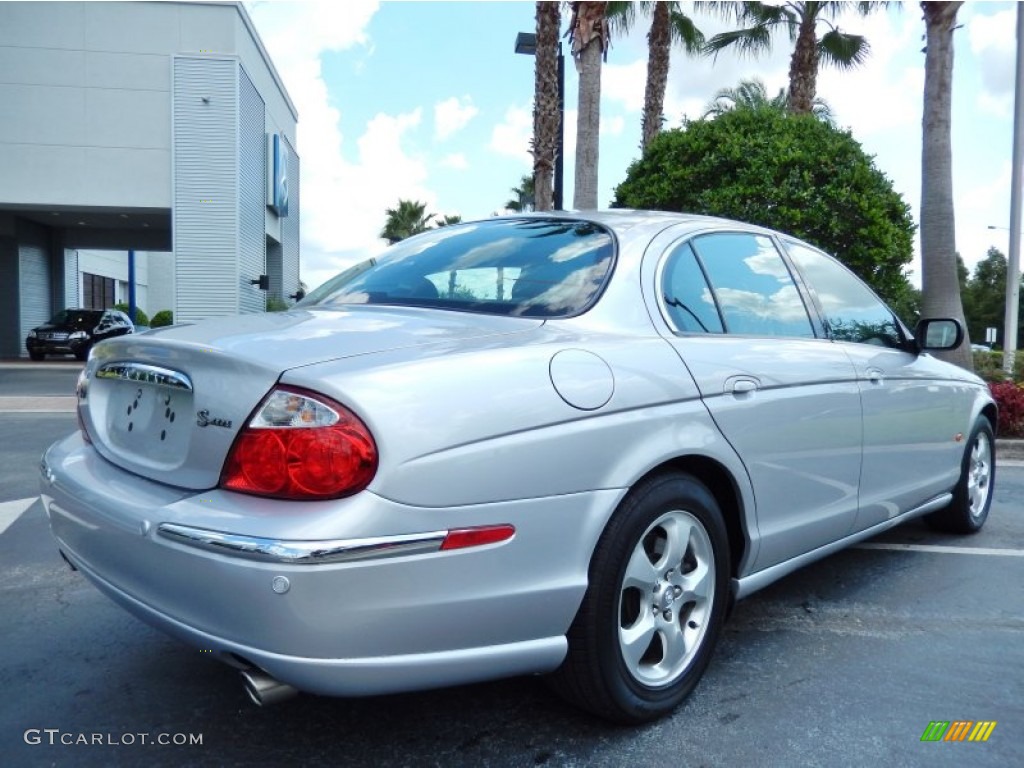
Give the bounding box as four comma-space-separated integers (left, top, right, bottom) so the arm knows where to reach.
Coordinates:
920, 1, 972, 369
532, 1, 561, 212
380, 200, 435, 244
505, 174, 536, 212
435, 214, 463, 227
705, 2, 881, 116
636, 2, 705, 152
569, 2, 611, 210
702, 77, 835, 123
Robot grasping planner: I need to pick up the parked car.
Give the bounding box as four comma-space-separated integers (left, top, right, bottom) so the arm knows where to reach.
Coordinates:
40, 212, 995, 723
25, 308, 134, 361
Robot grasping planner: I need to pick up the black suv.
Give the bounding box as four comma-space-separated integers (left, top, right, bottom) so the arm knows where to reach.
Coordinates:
25, 309, 134, 361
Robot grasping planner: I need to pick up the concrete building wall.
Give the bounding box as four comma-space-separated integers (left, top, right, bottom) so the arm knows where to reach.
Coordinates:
0, 1, 301, 354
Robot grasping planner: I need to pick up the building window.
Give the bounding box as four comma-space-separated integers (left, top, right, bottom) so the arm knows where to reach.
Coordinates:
83, 273, 115, 310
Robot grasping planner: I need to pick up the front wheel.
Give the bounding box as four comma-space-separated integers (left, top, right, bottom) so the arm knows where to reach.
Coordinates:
548, 473, 730, 724
28, 350, 45, 361
925, 416, 995, 534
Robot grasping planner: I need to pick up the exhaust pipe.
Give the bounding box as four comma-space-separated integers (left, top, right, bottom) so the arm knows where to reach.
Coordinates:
240, 668, 298, 707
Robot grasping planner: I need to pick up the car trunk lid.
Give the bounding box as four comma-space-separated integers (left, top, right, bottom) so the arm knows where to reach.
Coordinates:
79, 307, 541, 490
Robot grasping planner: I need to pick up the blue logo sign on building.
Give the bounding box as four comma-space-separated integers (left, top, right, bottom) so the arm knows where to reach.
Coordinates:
268, 133, 289, 217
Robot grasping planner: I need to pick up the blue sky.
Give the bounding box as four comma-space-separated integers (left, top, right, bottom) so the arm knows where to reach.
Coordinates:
246, 1, 1018, 292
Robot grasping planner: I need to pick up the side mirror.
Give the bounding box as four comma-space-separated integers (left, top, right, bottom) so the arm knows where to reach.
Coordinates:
915, 318, 964, 351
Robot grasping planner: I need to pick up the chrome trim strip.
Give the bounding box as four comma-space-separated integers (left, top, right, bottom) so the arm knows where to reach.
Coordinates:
157, 523, 447, 564
733, 492, 953, 600
96, 363, 194, 392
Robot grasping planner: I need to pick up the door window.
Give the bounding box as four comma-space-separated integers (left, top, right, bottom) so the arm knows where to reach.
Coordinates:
784, 241, 904, 348
690, 233, 814, 337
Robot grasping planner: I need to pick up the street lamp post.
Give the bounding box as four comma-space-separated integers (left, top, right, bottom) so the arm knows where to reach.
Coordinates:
514, 32, 564, 211
1005, 5, 1024, 377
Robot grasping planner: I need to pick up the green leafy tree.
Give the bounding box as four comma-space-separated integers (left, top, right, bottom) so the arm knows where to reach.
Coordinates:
962, 247, 1024, 348
613, 107, 915, 305
435, 214, 463, 227
380, 200, 435, 244
705, 1, 884, 116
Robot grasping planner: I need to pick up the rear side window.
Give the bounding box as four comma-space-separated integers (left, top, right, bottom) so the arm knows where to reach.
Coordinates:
691, 233, 814, 338
660, 242, 724, 333
301, 218, 615, 318
784, 241, 904, 348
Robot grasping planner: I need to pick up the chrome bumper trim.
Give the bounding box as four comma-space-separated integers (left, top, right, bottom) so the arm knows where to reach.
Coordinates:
156, 523, 446, 564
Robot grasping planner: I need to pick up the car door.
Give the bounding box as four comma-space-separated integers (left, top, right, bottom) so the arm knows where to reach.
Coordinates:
646, 229, 863, 571
782, 240, 972, 530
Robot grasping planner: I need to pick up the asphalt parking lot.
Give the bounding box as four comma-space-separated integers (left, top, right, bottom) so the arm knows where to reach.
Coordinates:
0, 360, 1020, 767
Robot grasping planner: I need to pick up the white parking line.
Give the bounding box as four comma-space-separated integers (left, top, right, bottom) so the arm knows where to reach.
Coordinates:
0, 497, 37, 536
856, 542, 1024, 558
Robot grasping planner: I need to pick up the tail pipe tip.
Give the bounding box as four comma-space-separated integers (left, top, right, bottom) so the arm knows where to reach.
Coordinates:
240, 668, 298, 707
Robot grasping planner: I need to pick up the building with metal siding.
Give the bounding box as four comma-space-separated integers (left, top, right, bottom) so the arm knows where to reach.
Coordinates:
0, 1, 299, 356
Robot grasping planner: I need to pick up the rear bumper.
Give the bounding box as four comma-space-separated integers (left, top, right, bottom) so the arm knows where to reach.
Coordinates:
41, 432, 621, 696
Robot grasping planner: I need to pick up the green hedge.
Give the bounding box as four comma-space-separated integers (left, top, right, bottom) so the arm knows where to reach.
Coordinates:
150, 310, 174, 327
113, 303, 149, 326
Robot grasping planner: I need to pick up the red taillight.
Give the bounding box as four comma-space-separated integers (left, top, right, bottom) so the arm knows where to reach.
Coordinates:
220, 387, 377, 500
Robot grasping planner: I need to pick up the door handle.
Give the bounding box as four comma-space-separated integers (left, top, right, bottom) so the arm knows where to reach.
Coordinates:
726, 376, 760, 395
866, 367, 884, 385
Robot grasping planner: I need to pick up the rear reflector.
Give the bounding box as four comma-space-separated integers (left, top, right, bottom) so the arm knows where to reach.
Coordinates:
440, 524, 516, 551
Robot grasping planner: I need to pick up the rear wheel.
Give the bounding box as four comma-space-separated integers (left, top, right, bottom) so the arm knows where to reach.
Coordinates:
549, 473, 730, 724
925, 417, 995, 534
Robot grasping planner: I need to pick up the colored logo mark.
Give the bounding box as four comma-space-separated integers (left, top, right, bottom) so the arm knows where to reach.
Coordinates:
921, 721, 996, 742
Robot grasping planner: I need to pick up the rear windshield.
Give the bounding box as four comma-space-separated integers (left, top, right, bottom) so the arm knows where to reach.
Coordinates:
299, 218, 615, 318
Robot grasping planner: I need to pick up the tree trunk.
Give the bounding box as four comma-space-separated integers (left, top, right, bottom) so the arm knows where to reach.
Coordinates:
642, 1, 670, 152
787, 11, 820, 115
533, 2, 560, 212
575, 40, 602, 210
921, 1, 972, 369
571, 1, 607, 210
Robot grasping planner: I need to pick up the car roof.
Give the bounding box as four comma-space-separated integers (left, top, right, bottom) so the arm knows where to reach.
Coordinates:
505, 209, 778, 244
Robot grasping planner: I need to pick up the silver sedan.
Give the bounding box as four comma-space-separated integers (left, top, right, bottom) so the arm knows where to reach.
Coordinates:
40, 211, 995, 723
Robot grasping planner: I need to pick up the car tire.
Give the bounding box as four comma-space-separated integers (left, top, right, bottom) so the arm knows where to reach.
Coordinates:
548, 472, 730, 724
28, 350, 45, 361
925, 416, 995, 534
74, 346, 90, 362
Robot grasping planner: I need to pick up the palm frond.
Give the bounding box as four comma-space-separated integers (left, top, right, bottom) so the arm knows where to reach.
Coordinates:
818, 29, 870, 69
668, 9, 705, 54
704, 25, 774, 59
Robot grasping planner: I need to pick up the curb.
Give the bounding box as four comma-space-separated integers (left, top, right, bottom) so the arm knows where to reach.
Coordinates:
997, 439, 1024, 461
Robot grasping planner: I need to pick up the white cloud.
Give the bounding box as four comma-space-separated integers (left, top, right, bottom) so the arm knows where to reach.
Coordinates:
601, 114, 625, 137
489, 104, 533, 166
968, 7, 1016, 117
247, 1, 449, 289
434, 96, 479, 140
439, 153, 469, 170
